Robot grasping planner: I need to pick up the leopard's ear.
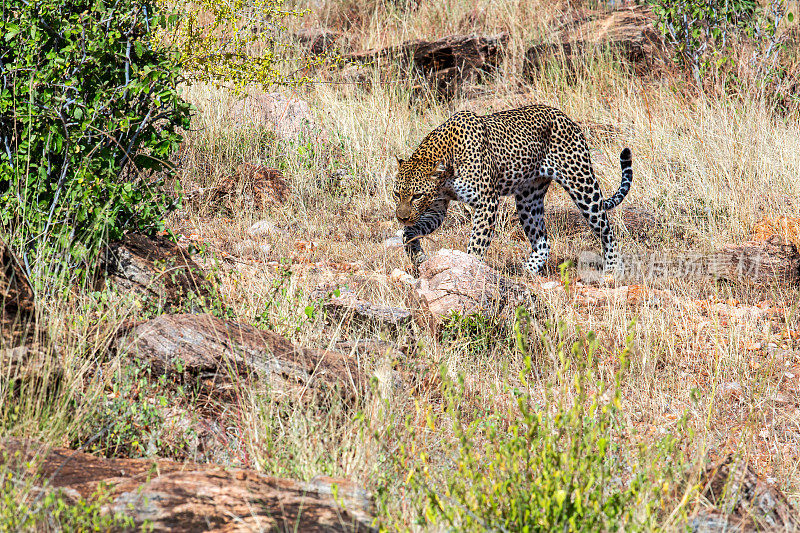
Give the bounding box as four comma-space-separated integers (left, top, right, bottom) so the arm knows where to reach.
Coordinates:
395, 156, 404, 167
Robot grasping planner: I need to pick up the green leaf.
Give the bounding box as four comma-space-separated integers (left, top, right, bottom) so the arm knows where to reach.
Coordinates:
4, 23, 20, 40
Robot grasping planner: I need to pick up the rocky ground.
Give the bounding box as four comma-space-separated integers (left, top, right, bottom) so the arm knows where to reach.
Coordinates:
3, 1, 800, 531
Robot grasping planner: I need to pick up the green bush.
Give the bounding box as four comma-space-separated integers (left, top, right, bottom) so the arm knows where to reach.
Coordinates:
0, 0, 191, 285
378, 320, 686, 531
650, 0, 792, 92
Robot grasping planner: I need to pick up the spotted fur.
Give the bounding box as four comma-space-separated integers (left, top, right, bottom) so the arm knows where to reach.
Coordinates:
393, 104, 633, 275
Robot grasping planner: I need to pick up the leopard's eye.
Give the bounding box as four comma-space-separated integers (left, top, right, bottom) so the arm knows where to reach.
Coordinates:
411, 193, 424, 202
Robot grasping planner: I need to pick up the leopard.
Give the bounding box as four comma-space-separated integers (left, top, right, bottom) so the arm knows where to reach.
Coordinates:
392, 104, 633, 277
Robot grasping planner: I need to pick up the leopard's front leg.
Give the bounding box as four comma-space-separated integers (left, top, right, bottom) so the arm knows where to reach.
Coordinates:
403, 198, 450, 275
466, 193, 498, 259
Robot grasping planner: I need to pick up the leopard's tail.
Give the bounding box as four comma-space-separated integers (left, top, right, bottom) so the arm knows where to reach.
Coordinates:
603, 147, 632, 211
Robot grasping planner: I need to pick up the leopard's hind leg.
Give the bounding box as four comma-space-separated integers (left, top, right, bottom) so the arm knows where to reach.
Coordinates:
515, 180, 551, 274
544, 152, 619, 274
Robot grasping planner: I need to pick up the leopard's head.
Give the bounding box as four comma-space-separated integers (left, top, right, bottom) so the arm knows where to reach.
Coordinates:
393, 157, 446, 226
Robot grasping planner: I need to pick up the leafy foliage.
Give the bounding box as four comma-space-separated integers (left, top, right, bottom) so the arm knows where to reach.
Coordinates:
378, 320, 686, 531
0, 0, 191, 284
157, 0, 317, 89
650, 0, 792, 92
441, 310, 513, 360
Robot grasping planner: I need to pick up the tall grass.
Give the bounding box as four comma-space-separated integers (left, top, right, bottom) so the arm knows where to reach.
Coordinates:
2, 0, 799, 527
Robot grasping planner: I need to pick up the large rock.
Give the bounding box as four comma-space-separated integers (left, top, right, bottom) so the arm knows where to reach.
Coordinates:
524, 6, 665, 78
710, 235, 800, 284
98, 233, 217, 313
116, 313, 368, 400
411, 249, 532, 328
345, 34, 508, 97
230, 92, 315, 141
0, 438, 375, 532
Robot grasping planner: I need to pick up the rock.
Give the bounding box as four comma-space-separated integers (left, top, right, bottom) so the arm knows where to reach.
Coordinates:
389, 268, 415, 285
524, 6, 665, 78
209, 164, 291, 212
98, 233, 216, 313
116, 313, 367, 400
384, 236, 404, 250
0, 241, 60, 402
344, 34, 508, 97
0, 438, 375, 532
0, 345, 62, 401
335, 338, 405, 360
315, 289, 412, 329
411, 249, 532, 328
710, 235, 800, 284
718, 381, 744, 402
697, 455, 799, 531
248, 219, 289, 239
232, 239, 272, 259
229, 92, 315, 140
690, 511, 751, 533
295, 27, 350, 55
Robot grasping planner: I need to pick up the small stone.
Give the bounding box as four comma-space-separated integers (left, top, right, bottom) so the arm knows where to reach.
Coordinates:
390, 268, 415, 285
540, 281, 559, 290
384, 237, 403, 250
718, 381, 743, 400
248, 220, 288, 239
773, 393, 792, 404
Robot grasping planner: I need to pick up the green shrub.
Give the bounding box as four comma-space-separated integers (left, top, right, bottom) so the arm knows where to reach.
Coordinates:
378, 320, 686, 531
441, 311, 514, 360
71, 359, 194, 459
0, 0, 191, 285
650, 0, 792, 93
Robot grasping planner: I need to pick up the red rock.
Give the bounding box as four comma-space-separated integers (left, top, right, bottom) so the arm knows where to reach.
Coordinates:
411, 249, 532, 328
0, 438, 375, 532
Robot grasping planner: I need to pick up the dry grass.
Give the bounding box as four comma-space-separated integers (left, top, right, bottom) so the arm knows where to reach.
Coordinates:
166, 0, 800, 521
3, 0, 800, 528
